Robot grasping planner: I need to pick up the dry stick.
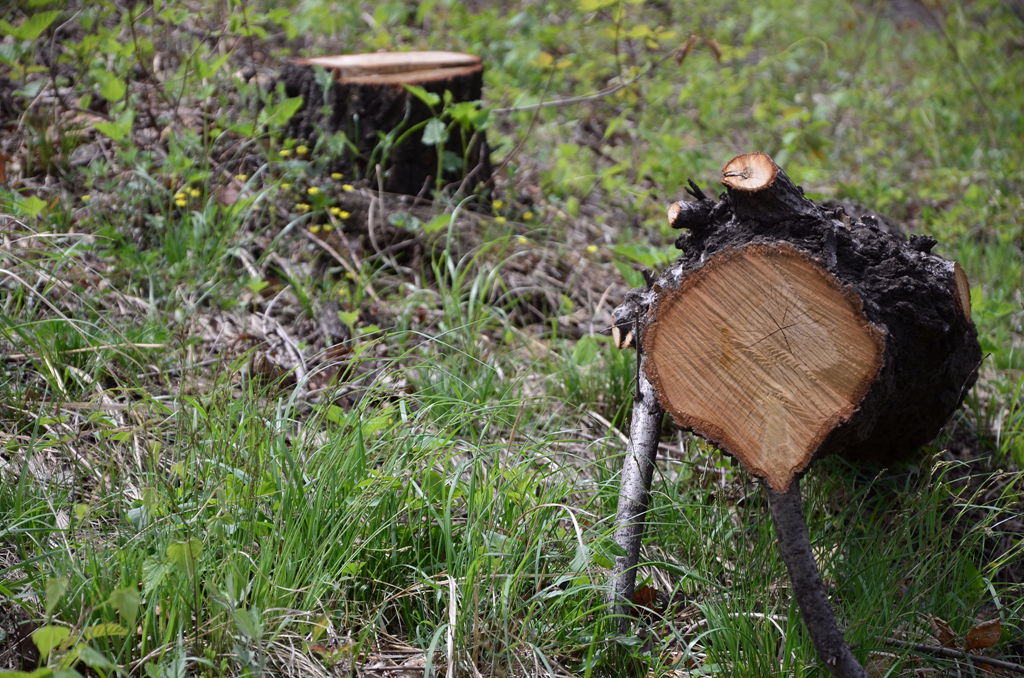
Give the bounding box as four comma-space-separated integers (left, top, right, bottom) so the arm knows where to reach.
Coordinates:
767, 480, 868, 678
879, 637, 1024, 675
610, 356, 663, 632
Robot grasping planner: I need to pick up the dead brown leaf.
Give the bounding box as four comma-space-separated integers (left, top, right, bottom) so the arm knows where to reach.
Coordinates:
965, 618, 1001, 651
929, 615, 957, 648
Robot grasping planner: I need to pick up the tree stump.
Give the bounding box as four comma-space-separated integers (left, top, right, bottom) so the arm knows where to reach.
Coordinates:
276, 51, 491, 196
609, 153, 981, 675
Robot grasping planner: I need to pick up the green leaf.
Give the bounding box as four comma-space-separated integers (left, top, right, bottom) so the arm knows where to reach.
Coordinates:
423, 214, 450, 234
0, 669, 55, 678
17, 195, 47, 218
94, 109, 134, 143
91, 70, 126, 102
340, 560, 364, 576
31, 625, 71, 661
44, 577, 68, 616
4, 11, 60, 40
613, 261, 645, 287
259, 95, 303, 129
578, 0, 617, 10
404, 84, 440, 108
108, 587, 140, 627
422, 118, 448, 146
232, 607, 263, 640
76, 645, 117, 671
82, 622, 128, 641
571, 335, 599, 366
166, 539, 203, 575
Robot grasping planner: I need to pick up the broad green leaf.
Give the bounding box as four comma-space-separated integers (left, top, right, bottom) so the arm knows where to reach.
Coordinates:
260, 95, 303, 128
94, 109, 134, 143
76, 645, 117, 671
44, 577, 68, 615
91, 70, 126, 102
404, 84, 440, 108
423, 214, 450, 234
166, 539, 203, 575
17, 195, 47, 218
6, 11, 60, 40
0, 669, 55, 677
82, 622, 128, 640
108, 587, 140, 627
232, 607, 262, 640
421, 118, 448, 146
31, 625, 70, 661
578, 0, 616, 10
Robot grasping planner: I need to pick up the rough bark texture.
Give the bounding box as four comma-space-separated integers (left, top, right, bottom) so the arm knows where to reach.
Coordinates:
275, 54, 490, 196
635, 154, 980, 468
609, 361, 663, 631
768, 480, 868, 678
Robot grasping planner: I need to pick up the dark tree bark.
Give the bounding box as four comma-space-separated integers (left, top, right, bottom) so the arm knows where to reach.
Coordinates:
275, 52, 491, 196
768, 480, 868, 678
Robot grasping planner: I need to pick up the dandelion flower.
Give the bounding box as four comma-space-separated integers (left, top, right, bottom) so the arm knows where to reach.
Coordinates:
296, 145, 309, 156
341, 184, 354, 192
235, 174, 248, 182
492, 199, 504, 209
80, 194, 91, 202
309, 224, 321, 234
330, 172, 343, 180
516, 236, 528, 245
307, 186, 320, 195
279, 149, 292, 158
281, 183, 291, 191
295, 203, 311, 213
175, 198, 187, 207
322, 223, 334, 232
495, 216, 507, 224
189, 188, 201, 197
586, 244, 599, 254
522, 211, 534, 221
345, 271, 357, 281
174, 192, 186, 200
329, 207, 351, 219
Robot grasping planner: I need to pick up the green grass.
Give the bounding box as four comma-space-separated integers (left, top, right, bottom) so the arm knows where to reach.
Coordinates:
1, 0, 1022, 676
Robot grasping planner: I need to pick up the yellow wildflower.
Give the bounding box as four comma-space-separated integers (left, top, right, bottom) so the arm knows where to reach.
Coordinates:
307, 186, 320, 195
309, 224, 321, 234
522, 211, 534, 221
296, 145, 309, 156
279, 149, 291, 158
341, 184, 354, 192
492, 199, 504, 209
586, 244, 599, 254
495, 216, 507, 224
516, 236, 528, 245
330, 172, 343, 180
281, 183, 291, 191
235, 174, 248, 182
175, 198, 187, 207
189, 188, 201, 197
329, 207, 351, 219
81, 194, 91, 202
295, 203, 311, 212
322, 223, 334, 232
174, 192, 186, 200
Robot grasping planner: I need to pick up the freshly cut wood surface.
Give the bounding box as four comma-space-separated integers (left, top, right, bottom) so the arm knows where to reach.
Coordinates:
297, 51, 480, 79
721, 152, 779, 191
644, 243, 884, 492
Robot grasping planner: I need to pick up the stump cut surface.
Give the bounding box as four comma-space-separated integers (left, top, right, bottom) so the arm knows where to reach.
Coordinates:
644, 243, 884, 491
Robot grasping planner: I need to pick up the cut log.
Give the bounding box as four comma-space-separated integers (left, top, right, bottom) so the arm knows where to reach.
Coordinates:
276, 51, 491, 196
608, 152, 981, 674
648, 152, 980, 489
